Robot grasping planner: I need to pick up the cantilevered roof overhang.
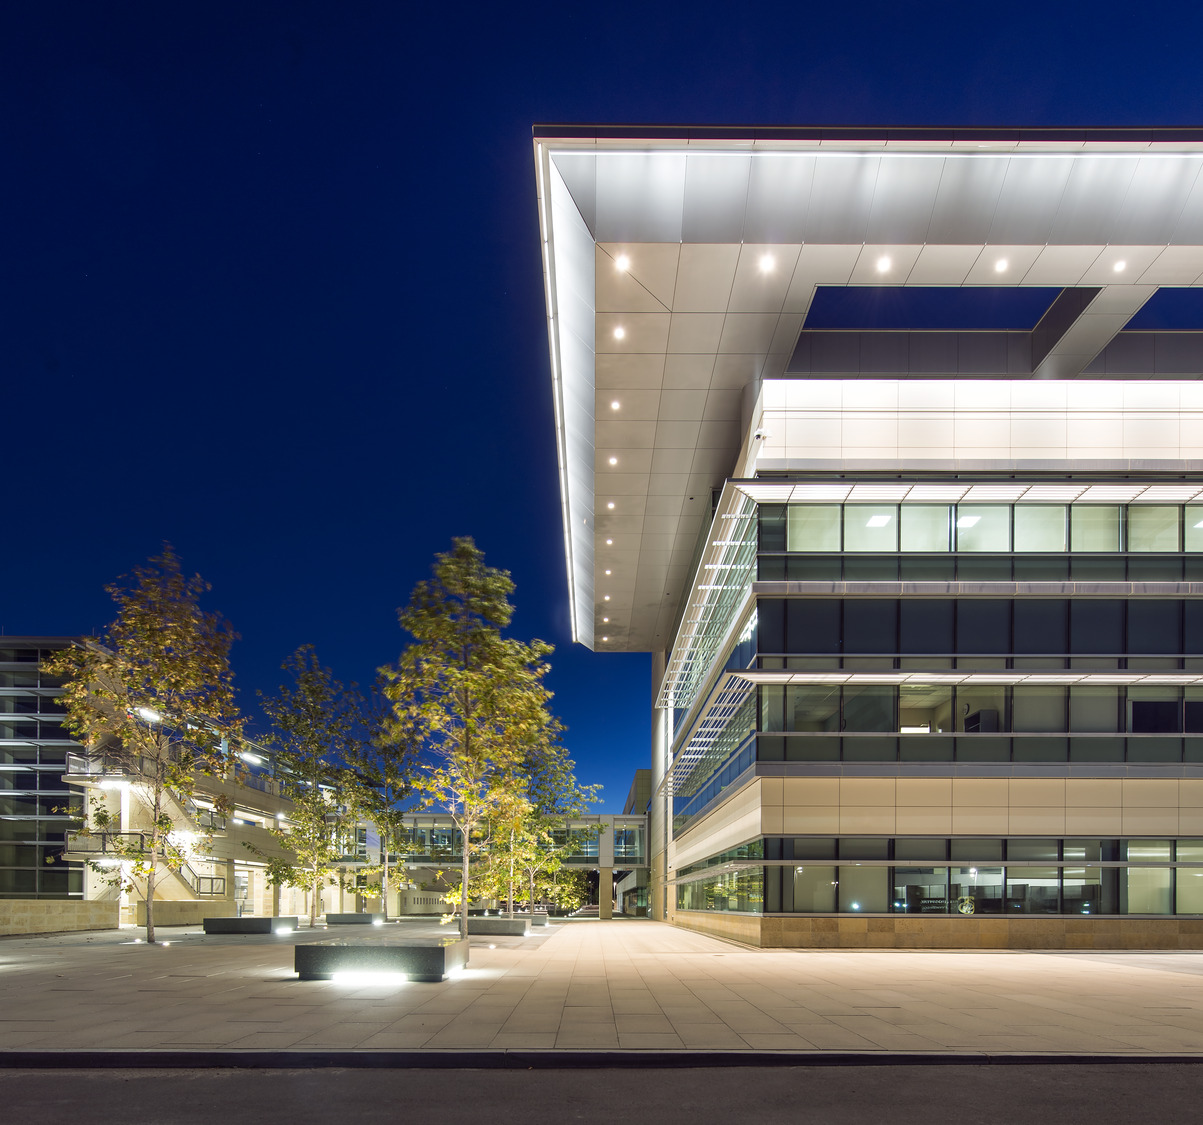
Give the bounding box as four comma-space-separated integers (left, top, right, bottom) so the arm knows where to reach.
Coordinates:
533, 125, 1203, 655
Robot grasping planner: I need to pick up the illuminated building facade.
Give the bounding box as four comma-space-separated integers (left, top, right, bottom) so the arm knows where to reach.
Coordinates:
535, 125, 1203, 946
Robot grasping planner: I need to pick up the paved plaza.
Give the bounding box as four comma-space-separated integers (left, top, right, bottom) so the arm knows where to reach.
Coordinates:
3, 919, 1203, 1057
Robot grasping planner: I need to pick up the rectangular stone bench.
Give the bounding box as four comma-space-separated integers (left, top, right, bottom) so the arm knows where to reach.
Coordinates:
295, 936, 469, 982
326, 913, 384, 925
502, 911, 549, 927
203, 916, 298, 935
466, 916, 529, 936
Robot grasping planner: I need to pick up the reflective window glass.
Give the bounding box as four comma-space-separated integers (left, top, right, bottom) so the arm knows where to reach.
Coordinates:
1008, 839, 1060, 861
1128, 506, 1179, 552
1062, 868, 1108, 915
952, 866, 1003, 914
1013, 506, 1067, 552
792, 864, 837, 911
1186, 506, 1203, 553
893, 867, 948, 913
787, 506, 841, 552
1007, 867, 1059, 913
900, 505, 951, 552
1127, 840, 1172, 863
1176, 868, 1203, 914
844, 506, 898, 552
1126, 865, 1171, 913
1071, 506, 1121, 551
842, 685, 894, 732
955, 506, 1010, 552
899, 685, 953, 734
784, 685, 841, 732
894, 838, 947, 861
1069, 687, 1120, 732
950, 839, 1004, 863
1012, 687, 1066, 733
838, 866, 888, 913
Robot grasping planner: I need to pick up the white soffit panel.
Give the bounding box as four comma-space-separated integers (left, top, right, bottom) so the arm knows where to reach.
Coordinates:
535, 133, 1203, 654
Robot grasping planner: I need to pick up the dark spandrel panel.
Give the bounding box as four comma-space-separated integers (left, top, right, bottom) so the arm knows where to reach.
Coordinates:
1069, 556, 1126, 580
758, 599, 785, 654
843, 600, 897, 653
900, 599, 954, 654
839, 838, 889, 860
955, 737, 1011, 762
1186, 603, 1203, 655
843, 557, 898, 581
899, 555, 955, 581
1013, 737, 1068, 762
802, 285, 1061, 331
1129, 600, 1182, 654
793, 838, 837, 860
1013, 556, 1070, 581
1128, 556, 1184, 581
757, 735, 785, 762
1124, 287, 1203, 330
786, 736, 840, 762
956, 556, 1013, 581
841, 736, 897, 761
1127, 737, 1183, 763
1130, 701, 1181, 734
758, 556, 786, 580
951, 839, 1003, 862
957, 600, 1010, 654
786, 599, 840, 653
1069, 737, 1125, 763
1071, 598, 1124, 653
787, 556, 842, 580
900, 735, 953, 762
1015, 600, 1068, 654
759, 506, 787, 552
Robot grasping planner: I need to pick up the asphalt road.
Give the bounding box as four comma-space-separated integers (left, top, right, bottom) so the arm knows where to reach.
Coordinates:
1, 1064, 1200, 1125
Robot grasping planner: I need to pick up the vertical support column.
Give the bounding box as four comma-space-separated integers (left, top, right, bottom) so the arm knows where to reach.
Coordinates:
224, 859, 236, 910
271, 880, 281, 917
598, 868, 613, 920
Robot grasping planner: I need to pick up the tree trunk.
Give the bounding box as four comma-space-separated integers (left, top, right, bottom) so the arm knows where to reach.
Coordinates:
506, 829, 514, 916
459, 834, 470, 941
145, 863, 157, 944
310, 871, 319, 928
382, 841, 390, 923
529, 869, 535, 913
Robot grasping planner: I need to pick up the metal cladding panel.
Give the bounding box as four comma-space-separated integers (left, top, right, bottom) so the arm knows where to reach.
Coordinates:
681, 153, 752, 243
864, 157, 947, 244
743, 155, 815, 244
1047, 157, 1136, 244
803, 157, 881, 243
595, 153, 686, 243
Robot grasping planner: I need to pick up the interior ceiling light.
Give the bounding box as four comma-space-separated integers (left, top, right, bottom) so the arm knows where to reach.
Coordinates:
613, 325, 626, 340
602, 636, 608, 642
1113, 260, 1127, 272
866, 514, 891, 528
615, 253, 630, 271
608, 456, 618, 465
605, 569, 612, 575
875, 255, 891, 273
604, 595, 611, 601
758, 253, 775, 273
603, 616, 609, 622
994, 258, 1008, 272
610, 401, 620, 410
607, 501, 615, 510
606, 538, 613, 545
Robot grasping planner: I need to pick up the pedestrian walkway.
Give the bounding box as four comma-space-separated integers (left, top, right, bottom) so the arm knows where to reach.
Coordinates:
2, 919, 1203, 1056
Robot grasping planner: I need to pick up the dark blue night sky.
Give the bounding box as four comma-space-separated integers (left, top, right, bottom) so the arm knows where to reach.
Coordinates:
3, 2, 1203, 808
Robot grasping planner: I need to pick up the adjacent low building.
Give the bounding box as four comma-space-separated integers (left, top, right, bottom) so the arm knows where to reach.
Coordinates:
534, 124, 1203, 947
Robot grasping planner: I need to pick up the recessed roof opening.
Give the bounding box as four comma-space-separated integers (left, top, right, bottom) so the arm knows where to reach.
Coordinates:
1124, 288, 1203, 331
804, 286, 1063, 332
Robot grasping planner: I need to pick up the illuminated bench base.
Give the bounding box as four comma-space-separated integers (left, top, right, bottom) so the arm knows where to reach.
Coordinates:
294, 936, 469, 982
202, 916, 298, 934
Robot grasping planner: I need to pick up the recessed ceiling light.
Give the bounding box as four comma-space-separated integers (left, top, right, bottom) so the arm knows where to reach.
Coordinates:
615, 254, 630, 271
1113, 260, 1127, 272
613, 326, 626, 340
610, 401, 620, 410
758, 253, 775, 273
876, 255, 891, 273
601, 636, 608, 642
606, 538, 613, 545
607, 501, 615, 510
603, 616, 609, 622
608, 456, 618, 466
605, 569, 611, 575
994, 258, 1008, 272
604, 595, 610, 601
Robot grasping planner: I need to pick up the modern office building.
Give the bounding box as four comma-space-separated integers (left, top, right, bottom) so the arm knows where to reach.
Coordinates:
535, 124, 1203, 947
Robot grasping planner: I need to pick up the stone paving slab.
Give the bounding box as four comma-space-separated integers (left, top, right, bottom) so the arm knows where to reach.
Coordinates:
3, 919, 1203, 1056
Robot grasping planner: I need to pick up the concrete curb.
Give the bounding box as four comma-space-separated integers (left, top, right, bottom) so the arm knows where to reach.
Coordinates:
2, 1050, 1203, 1069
